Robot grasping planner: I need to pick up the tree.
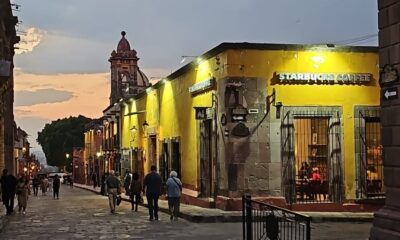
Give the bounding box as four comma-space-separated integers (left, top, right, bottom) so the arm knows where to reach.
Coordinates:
37, 115, 92, 170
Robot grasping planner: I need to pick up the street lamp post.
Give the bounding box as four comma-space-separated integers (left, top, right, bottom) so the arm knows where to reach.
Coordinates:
96, 151, 102, 187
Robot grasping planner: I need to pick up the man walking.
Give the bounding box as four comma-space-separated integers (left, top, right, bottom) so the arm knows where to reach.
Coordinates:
123, 170, 132, 196
91, 172, 98, 189
32, 175, 40, 196
106, 170, 121, 214
143, 165, 162, 221
0, 169, 17, 215
53, 175, 61, 200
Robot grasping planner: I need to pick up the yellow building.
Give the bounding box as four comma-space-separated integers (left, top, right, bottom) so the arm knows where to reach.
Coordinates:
83, 119, 103, 185
120, 43, 381, 210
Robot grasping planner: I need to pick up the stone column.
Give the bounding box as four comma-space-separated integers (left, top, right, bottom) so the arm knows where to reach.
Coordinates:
370, 0, 400, 239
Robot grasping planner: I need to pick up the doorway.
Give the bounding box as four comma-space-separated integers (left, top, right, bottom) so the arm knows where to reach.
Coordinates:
172, 140, 181, 179
149, 135, 157, 167
200, 120, 212, 198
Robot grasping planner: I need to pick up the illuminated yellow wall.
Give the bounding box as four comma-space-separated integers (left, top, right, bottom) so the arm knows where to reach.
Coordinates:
224, 48, 379, 199
121, 59, 216, 188
121, 44, 379, 200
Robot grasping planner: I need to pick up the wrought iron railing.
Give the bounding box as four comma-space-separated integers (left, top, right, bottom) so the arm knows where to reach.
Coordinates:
242, 195, 311, 240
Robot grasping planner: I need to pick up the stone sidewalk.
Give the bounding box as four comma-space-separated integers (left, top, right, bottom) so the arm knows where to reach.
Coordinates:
74, 183, 374, 223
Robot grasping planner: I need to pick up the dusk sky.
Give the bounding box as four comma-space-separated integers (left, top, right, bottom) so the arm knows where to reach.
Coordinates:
13, 0, 378, 162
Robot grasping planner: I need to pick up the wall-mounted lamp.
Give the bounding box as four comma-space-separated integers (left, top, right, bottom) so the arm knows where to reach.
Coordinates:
275, 102, 283, 119
142, 120, 149, 132
130, 126, 137, 133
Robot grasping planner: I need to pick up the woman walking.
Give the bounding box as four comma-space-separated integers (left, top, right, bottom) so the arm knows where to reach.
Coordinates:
130, 172, 142, 212
166, 171, 182, 221
16, 176, 29, 215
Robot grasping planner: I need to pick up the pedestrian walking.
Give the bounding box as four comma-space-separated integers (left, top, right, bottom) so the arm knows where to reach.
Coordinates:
69, 176, 74, 188
166, 171, 182, 221
124, 170, 132, 196
41, 177, 49, 195
32, 175, 40, 196
105, 170, 121, 214
0, 169, 17, 215
100, 173, 107, 196
143, 165, 162, 221
130, 172, 142, 212
53, 174, 61, 200
16, 175, 29, 215
91, 172, 98, 189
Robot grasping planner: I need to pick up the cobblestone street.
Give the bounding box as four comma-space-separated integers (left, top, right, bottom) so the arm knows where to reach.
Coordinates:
0, 186, 241, 240
0, 186, 372, 240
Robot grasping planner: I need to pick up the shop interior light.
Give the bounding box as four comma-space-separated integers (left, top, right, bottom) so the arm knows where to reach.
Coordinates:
197, 57, 203, 64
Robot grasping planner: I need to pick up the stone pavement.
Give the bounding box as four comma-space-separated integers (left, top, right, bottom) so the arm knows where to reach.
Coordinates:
0, 185, 373, 239
0, 185, 242, 239
74, 183, 374, 223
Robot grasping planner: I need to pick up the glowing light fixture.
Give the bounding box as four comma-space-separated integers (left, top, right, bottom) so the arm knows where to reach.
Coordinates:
130, 126, 137, 133
311, 55, 324, 64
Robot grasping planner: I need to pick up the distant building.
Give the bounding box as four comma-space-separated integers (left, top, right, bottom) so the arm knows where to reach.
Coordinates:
14, 125, 29, 176
108, 31, 151, 105
0, 0, 20, 174
101, 31, 150, 175
83, 119, 103, 185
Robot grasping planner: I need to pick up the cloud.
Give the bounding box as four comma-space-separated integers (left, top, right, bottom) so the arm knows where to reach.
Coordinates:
14, 71, 110, 119
15, 88, 74, 107
15, 27, 44, 54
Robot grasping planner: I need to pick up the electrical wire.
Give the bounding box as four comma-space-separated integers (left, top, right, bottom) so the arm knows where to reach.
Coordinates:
332, 33, 378, 45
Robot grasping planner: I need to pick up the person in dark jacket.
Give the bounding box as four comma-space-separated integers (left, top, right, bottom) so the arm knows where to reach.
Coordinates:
91, 172, 98, 189
143, 165, 162, 221
124, 170, 132, 196
53, 175, 61, 200
130, 172, 142, 212
0, 169, 17, 215
32, 175, 40, 196
106, 170, 121, 213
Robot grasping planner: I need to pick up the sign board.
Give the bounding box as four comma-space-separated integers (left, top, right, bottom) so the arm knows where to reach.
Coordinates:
380, 64, 399, 86
276, 72, 372, 84
189, 77, 215, 95
382, 87, 398, 101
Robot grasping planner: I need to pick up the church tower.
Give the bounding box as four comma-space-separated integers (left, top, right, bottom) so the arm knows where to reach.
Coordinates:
109, 31, 150, 105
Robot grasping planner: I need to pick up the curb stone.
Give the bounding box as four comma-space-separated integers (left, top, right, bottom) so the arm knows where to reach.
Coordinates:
74, 184, 374, 223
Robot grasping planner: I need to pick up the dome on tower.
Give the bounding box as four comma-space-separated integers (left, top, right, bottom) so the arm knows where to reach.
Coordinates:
117, 31, 131, 52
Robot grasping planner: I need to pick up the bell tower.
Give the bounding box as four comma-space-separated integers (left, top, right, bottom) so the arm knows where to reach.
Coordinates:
108, 31, 150, 105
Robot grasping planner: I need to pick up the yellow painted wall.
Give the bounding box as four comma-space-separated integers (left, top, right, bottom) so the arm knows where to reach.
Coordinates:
224, 48, 379, 199
122, 60, 216, 188
121, 45, 379, 199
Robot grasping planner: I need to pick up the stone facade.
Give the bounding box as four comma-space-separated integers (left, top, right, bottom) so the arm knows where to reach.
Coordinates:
217, 77, 269, 197
0, 0, 19, 175
371, 0, 400, 239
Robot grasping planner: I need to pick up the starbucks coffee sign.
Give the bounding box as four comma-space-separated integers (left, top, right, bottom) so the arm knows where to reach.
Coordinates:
277, 72, 372, 84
